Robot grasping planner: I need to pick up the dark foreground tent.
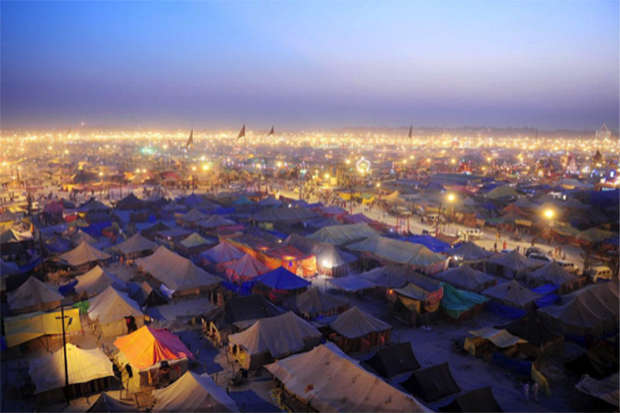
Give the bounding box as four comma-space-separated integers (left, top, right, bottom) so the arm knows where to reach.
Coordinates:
128, 281, 169, 308
87, 392, 139, 413
449, 242, 494, 262
575, 373, 619, 409
115, 193, 144, 210
364, 342, 421, 378
565, 344, 619, 380
496, 311, 563, 356
440, 387, 504, 413
281, 286, 348, 319
434, 265, 495, 293
400, 362, 461, 402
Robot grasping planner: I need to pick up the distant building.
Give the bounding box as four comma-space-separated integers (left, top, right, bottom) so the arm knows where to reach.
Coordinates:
595, 124, 611, 140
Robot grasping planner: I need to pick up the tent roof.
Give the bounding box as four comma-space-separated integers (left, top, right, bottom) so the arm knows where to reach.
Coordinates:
282, 286, 347, 316
400, 362, 462, 402
284, 234, 357, 267
439, 387, 504, 413
179, 232, 211, 248
216, 294, 283, 327
328, 275, 378, 292
308, 223, 377, 246
330, 306, 392, 339
29, 344, 114, 394
0, 228, 33, 243
365, 342, 420, 378
181, 208, 208, 223
81, 198, 111, 212
434, 265, 495, 292
482, 280, 542, 308
200, 242, 245, 263
487, 249, 542, 272
224, 254, 270, 279
497, 311, 562, 346
565, 344, 619, 380
526, 261, 579, 286
197, 215, 236, 229
114, 325, 194, 369
88, 393, 139, 413
251, 207, 318, 223
59, 241, 111, 267
485, 185, 520, 200
575, 373, 619, 407
266, 343, 429, 413
258, 196, 283, 206
88, 286, 143, 324
113, 233, 158, 255
135, 246, 221, 292
255, 267, 311, 290
153, 371, 239, 413
468, 327, 525, 348
8, 277, 63, 311
348, 236, 446, 268
229, 312, 322, 358
75, 265, 127, 297
405, 235, 452, 253
116, 193, 144, 210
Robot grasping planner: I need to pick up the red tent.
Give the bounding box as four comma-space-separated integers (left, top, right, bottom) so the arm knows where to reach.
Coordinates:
114, 326, 194, 369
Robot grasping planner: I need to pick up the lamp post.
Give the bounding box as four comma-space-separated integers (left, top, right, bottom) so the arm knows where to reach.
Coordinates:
437, 193, 455, 235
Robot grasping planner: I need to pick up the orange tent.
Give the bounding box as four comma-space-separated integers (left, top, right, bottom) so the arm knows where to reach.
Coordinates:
113, 326, 194, 369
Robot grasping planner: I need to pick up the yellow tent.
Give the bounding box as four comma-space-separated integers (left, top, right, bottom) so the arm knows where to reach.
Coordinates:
4, 308, 82, 348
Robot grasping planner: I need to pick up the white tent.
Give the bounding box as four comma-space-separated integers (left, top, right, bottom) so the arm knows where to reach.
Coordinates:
88, 286, 144, 337
330, 306, 392, 339
112, 233, 158, 258
266, 343, 429, 413
153, 371, 239, 413
75, 266, 127, 297
59, 241, 111, 267
8, 277, 63, 314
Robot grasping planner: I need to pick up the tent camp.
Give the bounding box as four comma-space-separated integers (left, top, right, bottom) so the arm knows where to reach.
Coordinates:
482, 280, 542, 311
136, 246, 221, 296
439, 387, 504, 413
114, 326, 194, 391
59, 241, 111, 267
524, 261, 584, 293
74, 266, 127, 298
4, 307, 82, 348
449, 242, 494, 262
200, 242, 245, 269
176, 232, 214, 256
486, 250, 542, 279
497, 311, 564, 356
87, 392, 139, 413
364, 342, 421, 378
400, 362, 462, 402
266, 343, 429, 413
440, 284, 489, 322
7, 277, 63, 315
224, 253, 271, 283
228, 312, 322, 369
282, 286, 348, 319
88, 286, 145, 337
29, 344, 115, 404
575, 373, 619, 408
284, 233, 358, 277
434, 265, 496, 293
112, 233, 158, 259
153, 371, 239, 413
324, 306, 392, 353
308, 223, 377, 246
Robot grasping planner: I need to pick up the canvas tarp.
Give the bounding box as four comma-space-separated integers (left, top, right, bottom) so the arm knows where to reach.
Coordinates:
7, 277, 63, 312
75, 266, 127, 297
467, 327, 526, 348
441, 284, 489, 318
497, 311, 563, 347
112, 233, 158, 256
87, 392, 139, 413
308, 223, 377, 246
482, 280, 542, 309
225, 253, 271, 281
88, 286, 143, 325
229, 312, 322, 359
575, 373, 619, 407
282, 286, 347, 317
200, 242, 245, 263
136, 246, 221, 292
434, 265, 496, 293
364, 342, 420, 378
266, 343, 430, 412
59, 241, 111, 267
180, 209, 208, 223
3, 308, 82, 348
114, 325, 194, 370
254, 267, 311, 290
153, 371, 239, 413
439, 387, 504, 413
179, 232, 211, 248
29, 344, 115, 394
400, 362, 462, 402
449, 242, 494, 261
348, 236, 447, 269
329, 306, 392, 339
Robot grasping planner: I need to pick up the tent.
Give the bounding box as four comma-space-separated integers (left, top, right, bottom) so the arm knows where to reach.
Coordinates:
128, 281, 169, 308
486, 250, 542, 279
8, 277, 63, 315
485, 185, 520, 200
263, 244, 317, 277
228, 312, 322, 369
29, 344, 115, 404
224, 253, 271, 283
112, 233, 158, 259
575, 373, 619, 408
439, 387, 504, 413
136, 246, 221, 296
464, 327, 526, 357
497, 311, 563, 350
200, 242, 245, 265
81, 198, 111, 212
400, 362, 462, 402
69, 229, 98, 246
251, 207, 318, 224
284, 233, 358, 277
328, 275, 379, 292
178, 208, 208, 225
254, 266, 310, 291
308, 223, 377, 246
525, 261, 582, 291
282, 286, 348, 319
116, 193, 144, 210
309, 216, 344, 229
266, 343, 429, 413
258, 196, 283, 207
364, 342, 420, 378
440, 284, 488, 321
59, 241, 111, 267
482, 280, 542, 311
88, 286, 144, 337
449, 242, 494, 262
153, 371, 239, 413
3, 308, 82, 348
434, 265, 496, 293
87, 392, 139, 413
323, 306, 392, 353
141, 222, 171, 240
197, 215, 236, 229
74, 266, 127, 298
177, 232, 214, 256
405, 235, 452, 253
565, 344, 619, 380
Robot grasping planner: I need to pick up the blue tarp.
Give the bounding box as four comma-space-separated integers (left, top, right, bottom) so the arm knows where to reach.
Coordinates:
535, 294, 560, 308
590, 189, 619, 207
441, 284, 489, 318
81, 221, 112, 238
484, 301, 527, 319
267, 230, 289, 240
491, 353, 532, 377
255, 267, 311, 290
19, 256, 43, 273
214, 207, 236, 215
481, 201, 498, 210
531, 284, 559, 295
58, 280, 78, 296
403, 235, 452, 253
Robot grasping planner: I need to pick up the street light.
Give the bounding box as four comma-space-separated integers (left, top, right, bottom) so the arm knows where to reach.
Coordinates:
543, 209, 554, 219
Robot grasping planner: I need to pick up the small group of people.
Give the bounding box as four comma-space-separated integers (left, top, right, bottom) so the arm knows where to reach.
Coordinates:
521, 382, 540, 403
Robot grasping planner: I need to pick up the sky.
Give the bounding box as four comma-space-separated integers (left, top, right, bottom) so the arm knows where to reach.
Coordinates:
1, 1, 618, 131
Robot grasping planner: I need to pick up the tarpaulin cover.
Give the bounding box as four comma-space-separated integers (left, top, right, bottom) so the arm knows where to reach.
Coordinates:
75, 266, 127, 297
364, 342, 420, 378
575, 373, 619, 407
403, 235, 452, 253
88, 286, 143, 324
114, 325, 194, 369
482, 280, 542, 309
81, 222, 112, 238
441, 284, 489, 318
59, 280, 78, 296
282, 286, 347, 317
400, 362, 462, 402
348, 236, 447, 268
266, 343, 430, 413
255, 267, 310, 290
467, 327, 526, 348
88, 392, 139, 413
496, 311, 562, 346
484, 301, 527, 319
4, 308, 82, 348
434, 265, 496, 293
8, 277, 63, 312
527, 262, 579, 286
535, 294, 560, 308
329, 306, 392, 339
530, 284, 559, 295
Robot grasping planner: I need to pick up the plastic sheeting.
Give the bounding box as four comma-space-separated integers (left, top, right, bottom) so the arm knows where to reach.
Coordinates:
441, 284, 489, 318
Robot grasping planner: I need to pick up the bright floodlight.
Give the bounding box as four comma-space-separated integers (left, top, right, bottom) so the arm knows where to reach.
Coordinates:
447, 193, 455, 202
544, 209, 555, 219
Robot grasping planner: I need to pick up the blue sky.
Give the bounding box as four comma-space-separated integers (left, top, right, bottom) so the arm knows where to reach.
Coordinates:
1, 1, 618, 130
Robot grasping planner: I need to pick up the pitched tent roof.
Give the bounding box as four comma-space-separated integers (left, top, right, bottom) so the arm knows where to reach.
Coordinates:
233, 195, 254, 205
282, 286, 347, 316
400, 362, 462, 402
69, 229, 98, 246
575, 373, 619, 408
29, 344, 115, 394
81, 198, 111, 212
440, 284, 489, 319
526, 261, 579, 286
87, 393, 139, 413
328, 275, 378, 292
135, 246, 221, 292
467, 327, 526, 348
8, 277, 63, 311
0, 228, 34, 243
487, 249, 542, 272
434, 265, 496, 292
348, 236, 447, 268
258, 196, 283, 207
200, 242, 245, 263
329, 306, 392, 339
284, 234, 357, 267
214, 294, 283, 328
565, 344, 619, 380
482, 280, 542, 309
359, 266, 436, 290
116, 193, 144, 210
88, 286, 143, 324
364, 342, 421, 378
496, 311, 562, 346
197, 215, 236, 229
113, 233, 158, 256
181, 208, 208, 223
179, 232, 212, 248
224, 254, 270, 279
309, 216, 343, 229
485, 185, 520, 200
141, 222, 171, 237
228, 312, 322, 359
75, 265, 127, 297
255, 266, 311, 290
114, 325, 194, 369
128, 281, 169, 308
266, 343, 429, 413
59, 241, 111, 267
308, 223, 377, 246
152, 371, 239, 413
439, 387, 504, 413
251, 207, 318, 223
42, 200, 65, 215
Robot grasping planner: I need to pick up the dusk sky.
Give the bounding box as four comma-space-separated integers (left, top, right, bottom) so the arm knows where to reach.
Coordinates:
1, 1, 618, 131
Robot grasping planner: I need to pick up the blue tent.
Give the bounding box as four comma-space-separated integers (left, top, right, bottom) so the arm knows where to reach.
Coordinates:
255, 267, 310, 290
590, 189, 619, 207
481, 201, 498, 210
233, 195, 255, 205
403, 235, 452, 253
182, 193, 203, 207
